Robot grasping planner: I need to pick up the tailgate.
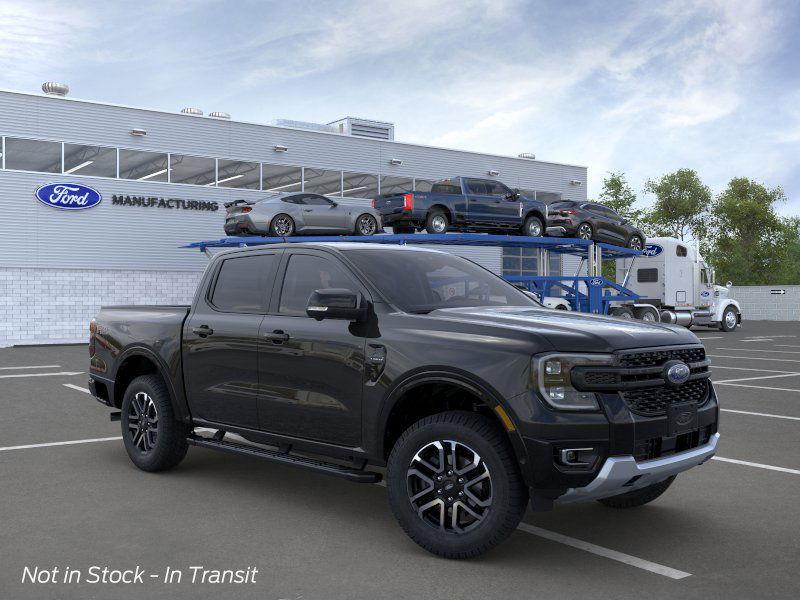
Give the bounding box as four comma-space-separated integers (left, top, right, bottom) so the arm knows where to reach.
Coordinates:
373, 192, 426, 211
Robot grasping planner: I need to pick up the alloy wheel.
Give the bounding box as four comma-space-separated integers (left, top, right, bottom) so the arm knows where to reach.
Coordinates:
431, 215, 448, 233
273, 216, 293, 236
526, 220, 543, 237
577, 224, 592, 240
725, 310, 737, 329
629, 236, 643, 251
358, 215, 377, 235
407, 440, 492, 534
128, 391, 158, 452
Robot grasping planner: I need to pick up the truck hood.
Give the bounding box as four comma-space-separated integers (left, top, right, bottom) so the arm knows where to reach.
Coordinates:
428, 306, 700, 353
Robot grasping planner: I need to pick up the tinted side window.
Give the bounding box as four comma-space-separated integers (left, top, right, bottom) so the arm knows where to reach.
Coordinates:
677, 245, 688, 257
211, 254, 277, 313
465, 179, 489, 195
304, 195, 334, 206
637, 268, 659, 283
484, 181, 512, 197
282, 195, 304, 205
430, 180, 462, 194
279, 254, 356, 316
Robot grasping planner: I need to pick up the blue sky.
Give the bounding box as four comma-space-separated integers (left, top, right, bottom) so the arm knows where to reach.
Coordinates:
2, 0, 799, 213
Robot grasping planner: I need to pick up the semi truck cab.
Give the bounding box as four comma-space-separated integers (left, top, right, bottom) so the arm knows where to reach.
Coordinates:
614, 237, 742, 332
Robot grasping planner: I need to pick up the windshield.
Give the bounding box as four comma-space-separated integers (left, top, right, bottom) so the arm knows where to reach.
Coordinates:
343, 249, 541, 314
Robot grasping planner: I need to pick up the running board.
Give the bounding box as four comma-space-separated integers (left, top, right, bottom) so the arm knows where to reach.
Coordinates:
186, 435, 381, 483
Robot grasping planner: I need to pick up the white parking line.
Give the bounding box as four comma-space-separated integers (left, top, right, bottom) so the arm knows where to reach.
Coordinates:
740, 339, 773, 342
715, 348, 800, 355
714, 382, 800, 393
714, 373, 800, 384
0, 371, 83, 379
712, 456, 800, 475
708, 354, 800, 363
0, 364, 61, 370
516, 523, 691, 579
63, 383, 91, 394
711, 365, 799, 373
774, 344, 800, 349
721, 408, 800, 421
0, 437, 122, 453
696, 336, 723, 340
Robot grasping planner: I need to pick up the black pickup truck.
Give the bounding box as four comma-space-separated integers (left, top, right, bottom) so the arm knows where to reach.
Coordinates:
372, 177, 551, 236
89, 242, 719, 558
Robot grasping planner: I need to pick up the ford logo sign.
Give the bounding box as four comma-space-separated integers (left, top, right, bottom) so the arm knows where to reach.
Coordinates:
700, 290, 710, 297
665, 362, 691, 386
588, 277, 603, 287
642, 244, 663, 257
35, 183, 102, 210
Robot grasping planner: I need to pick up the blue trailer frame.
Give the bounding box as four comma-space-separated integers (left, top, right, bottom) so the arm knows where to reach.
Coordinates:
185, 233, 641, 315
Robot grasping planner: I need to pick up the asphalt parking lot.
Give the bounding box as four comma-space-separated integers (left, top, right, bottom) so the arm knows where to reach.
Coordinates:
1, 321, 799, 600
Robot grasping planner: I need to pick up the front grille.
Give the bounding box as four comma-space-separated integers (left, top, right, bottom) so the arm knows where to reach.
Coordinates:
621, 378, 709, 416
634, 424, 714, 461
618, 347, 705, 368
583, 372, 619, 386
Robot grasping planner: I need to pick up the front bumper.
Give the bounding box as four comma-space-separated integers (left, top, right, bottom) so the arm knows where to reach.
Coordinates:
557, 432, 719, 503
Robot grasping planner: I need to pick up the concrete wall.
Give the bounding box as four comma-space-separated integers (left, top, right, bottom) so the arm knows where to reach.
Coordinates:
730, 285, 800, 322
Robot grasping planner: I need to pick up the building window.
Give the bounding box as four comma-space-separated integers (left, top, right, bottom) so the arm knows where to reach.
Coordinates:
379, 175, 413, 195
4, 138, 61, 173
341, 172, 378, 198
63, 144, 117, 177
119, 149, 169, 182
502, 249, 561, 277
170, 154, 216, 186
304, 168, 342, 196
217, 159, 260, 189
262, 163, 302, 193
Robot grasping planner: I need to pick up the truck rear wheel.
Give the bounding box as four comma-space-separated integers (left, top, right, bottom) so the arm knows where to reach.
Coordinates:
425, 210, 449, 234
121, 374, 189, 472
597, 476, 676, 509
386, 411, 528, 559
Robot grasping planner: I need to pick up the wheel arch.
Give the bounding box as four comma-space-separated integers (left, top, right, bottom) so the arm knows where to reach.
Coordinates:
714, 299, 741, 323
427, 203, 454, 223
112, 346, 189, 422
377, 369, 528, 469
523, 209, 546, 225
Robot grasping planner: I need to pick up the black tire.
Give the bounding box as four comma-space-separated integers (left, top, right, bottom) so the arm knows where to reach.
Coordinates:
425, 209, 449, 234
521, 215, 544, 237
610, 306, 635, 320
719, 306, 738, 332
354, 213, 378, 236
627, 235, 644, 251
386, 411, 528, 559
121, 374, 190, 472
633, 306, 659, 322
269, 213, 295, 237
392, 224, 416, 234
597, 476, 676, 509
576, 222, 593, 240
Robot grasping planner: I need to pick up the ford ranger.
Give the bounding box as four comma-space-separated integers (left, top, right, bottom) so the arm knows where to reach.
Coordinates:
372, 177, 552, 237
89, 242, 719, 559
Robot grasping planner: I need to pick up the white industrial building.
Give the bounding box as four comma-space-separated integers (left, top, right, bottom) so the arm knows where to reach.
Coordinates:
0, 84, 587, 346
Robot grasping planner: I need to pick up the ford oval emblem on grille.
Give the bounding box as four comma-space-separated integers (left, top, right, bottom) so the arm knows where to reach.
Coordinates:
675, 411, 694, 426
665, 362, 691, 385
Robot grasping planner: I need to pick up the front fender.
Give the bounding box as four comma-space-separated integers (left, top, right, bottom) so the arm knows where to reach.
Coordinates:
713, 299, 741, 322
375, 367, 530, 474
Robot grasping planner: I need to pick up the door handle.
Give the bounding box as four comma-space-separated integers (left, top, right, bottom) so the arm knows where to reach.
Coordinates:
303, 209, 313, 212
192, 325, 213, 337
264, 330, 290, 343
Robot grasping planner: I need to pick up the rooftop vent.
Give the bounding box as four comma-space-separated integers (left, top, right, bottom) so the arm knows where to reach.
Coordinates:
269, 119, 337, 134
180, 107, 203, 116
209, 111, 230, 119
518, 152, 536, 160
328, 117, 394, 141
42, 82, 69, 97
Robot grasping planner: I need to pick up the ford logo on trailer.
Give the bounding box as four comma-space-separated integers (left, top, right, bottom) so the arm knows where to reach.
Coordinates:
641, 244, 663, 257
35, 183, 102, 210
588, 277, 603, 287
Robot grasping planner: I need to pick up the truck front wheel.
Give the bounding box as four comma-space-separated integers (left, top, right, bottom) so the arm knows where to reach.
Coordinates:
121, 374, 190, 472
719, 306, 738, 332
597, 476, 676, 509
386, 411, 528, 559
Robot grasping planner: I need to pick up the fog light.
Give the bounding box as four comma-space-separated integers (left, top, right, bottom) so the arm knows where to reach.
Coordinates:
549, 386, 565, 400
558, 447, 597, 467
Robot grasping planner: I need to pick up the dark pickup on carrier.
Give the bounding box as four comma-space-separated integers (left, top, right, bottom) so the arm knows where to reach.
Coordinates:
88, 242, 719, 558
372, 176, 555, 237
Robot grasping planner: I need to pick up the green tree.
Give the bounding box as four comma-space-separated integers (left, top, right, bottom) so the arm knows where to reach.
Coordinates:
705, 177, 795, 285
598, 171, 643, 227
642, 169, 711, 241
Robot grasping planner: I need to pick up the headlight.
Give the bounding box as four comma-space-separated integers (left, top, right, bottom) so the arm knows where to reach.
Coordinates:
532, 353, 614, 411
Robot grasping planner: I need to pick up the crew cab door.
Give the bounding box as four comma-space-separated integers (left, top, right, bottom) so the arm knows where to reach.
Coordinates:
183, 250, 281, 428
257, 249, 366, 446
464, 178, 519, 226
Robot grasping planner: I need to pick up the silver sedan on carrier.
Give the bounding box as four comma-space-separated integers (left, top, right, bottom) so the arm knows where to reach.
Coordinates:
224, 192, 383, 237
